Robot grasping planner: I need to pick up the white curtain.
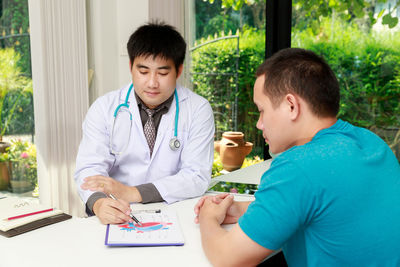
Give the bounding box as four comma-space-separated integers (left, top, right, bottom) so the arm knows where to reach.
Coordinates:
28, 0, 88, 217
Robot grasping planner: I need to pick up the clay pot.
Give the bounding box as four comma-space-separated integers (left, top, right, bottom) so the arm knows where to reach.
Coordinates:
0, 142, 11, 190
0, 162, 11, 190
214, 132, 253, 172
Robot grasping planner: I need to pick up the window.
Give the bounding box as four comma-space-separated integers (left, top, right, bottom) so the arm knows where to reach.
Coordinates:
292, 0, 400, 161
189, 0, 266, 194
0, 0, 37, 199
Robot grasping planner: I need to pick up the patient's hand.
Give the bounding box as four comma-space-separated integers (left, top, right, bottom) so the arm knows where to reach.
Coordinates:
194, 193, 243, 224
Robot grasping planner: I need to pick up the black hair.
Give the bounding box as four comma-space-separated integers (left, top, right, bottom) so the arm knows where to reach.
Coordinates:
127, 21, 186, 73
256, 48, 340, 117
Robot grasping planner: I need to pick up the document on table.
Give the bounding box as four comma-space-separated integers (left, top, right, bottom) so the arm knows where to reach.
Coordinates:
0, 197, 63, 232
105, 210, 184, 246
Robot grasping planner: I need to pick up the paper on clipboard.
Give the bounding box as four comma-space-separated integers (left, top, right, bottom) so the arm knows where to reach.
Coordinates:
105, 210, 184, 246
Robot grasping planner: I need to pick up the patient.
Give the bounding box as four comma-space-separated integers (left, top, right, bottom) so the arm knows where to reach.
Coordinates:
194, 48, 400, 266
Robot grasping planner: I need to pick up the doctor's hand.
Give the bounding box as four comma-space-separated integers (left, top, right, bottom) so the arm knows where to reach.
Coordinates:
81, 175, 142, 203
194, 193, 241, 225
92, 197, 133, 225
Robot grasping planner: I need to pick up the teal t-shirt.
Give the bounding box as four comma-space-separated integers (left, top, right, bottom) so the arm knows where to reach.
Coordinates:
239, 120, 400, 266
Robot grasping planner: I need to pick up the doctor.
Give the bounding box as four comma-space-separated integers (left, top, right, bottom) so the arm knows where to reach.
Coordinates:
74, 22, 215, 224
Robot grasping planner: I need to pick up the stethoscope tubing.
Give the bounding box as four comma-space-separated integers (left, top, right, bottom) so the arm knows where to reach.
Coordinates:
109, 83, 180, 155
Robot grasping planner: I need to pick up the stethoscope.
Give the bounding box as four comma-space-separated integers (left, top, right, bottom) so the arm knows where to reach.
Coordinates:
109, 83, 181, 155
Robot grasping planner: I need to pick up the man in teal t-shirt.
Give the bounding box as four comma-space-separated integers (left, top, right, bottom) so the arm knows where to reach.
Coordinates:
194, 48, 400, 266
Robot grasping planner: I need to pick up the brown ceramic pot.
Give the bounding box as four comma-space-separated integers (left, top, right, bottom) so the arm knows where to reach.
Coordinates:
0, 162, 11, 190
214, 132, 253, 172
0, 142, 10, 190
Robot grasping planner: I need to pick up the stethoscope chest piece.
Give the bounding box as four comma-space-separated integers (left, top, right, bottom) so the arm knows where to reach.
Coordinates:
169, 137, 181, 151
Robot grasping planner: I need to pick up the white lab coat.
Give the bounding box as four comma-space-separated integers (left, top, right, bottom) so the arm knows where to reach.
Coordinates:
74, 84, 215, 204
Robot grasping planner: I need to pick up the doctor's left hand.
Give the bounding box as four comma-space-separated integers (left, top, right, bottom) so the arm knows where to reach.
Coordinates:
81, 175, 143, 203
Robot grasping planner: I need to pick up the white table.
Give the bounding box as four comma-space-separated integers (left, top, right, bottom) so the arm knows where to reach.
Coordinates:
0, 196, 255, 267
0, 161, 271, 267
213, 159, 271, 185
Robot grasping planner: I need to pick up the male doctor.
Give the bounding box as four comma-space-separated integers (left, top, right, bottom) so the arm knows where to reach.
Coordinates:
74, 22, 215, 224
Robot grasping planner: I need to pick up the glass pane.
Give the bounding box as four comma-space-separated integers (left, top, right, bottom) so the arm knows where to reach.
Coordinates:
0, 0, 37, 199
189, 0, 266, 190
292, 0, 400, 161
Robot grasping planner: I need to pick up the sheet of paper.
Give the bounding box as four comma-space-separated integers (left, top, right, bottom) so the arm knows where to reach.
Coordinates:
0, 197, 62, 231
105, 210, 184, 246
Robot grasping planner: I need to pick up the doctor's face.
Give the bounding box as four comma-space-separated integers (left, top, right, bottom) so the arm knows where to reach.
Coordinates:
130, 55, 183, 109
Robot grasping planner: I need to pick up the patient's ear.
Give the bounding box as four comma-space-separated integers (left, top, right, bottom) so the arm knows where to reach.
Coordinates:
284, 93, 300, 120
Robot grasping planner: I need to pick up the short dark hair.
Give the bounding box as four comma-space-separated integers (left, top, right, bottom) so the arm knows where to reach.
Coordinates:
127, 22, 186, 73
256, 48, 340, 117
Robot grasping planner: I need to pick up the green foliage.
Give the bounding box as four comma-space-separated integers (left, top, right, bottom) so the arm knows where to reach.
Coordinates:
212, 151, 263, 177
1, 139, 37, 190
212, 152, 223, 178
193, 14, 400, 159
293, 17, 400, 134
0, 48, 32, 139
196, 0, 264, 39
192, 28, 265, 150
211, 0, 400, 29
214, 0, 264, 11
209, 181, 258, 194
210, 152, 262, 194
3, 90, 34, 135
382, 13, 399, 28
203, 13, 239, 38
0, 0, 31, 76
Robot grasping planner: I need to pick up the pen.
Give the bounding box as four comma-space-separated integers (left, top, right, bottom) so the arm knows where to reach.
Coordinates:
108, 193, 143, 226
3, 208, 54, 221
143, 209, 161, 213
134, 209, 161, 213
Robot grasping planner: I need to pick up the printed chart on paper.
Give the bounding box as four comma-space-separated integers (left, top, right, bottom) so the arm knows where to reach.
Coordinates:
105, 210, 184, 246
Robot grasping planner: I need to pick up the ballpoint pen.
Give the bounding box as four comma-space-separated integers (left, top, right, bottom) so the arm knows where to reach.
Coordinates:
108, 193, 143, 226
3, 208, 54, 221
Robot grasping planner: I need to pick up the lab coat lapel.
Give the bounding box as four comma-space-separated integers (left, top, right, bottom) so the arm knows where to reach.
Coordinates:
151, 86, 188, 160
123, 86, 149, 155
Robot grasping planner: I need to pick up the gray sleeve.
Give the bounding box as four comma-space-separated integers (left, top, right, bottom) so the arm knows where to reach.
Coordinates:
85, 191, 107, 216
136, 183, 164, 203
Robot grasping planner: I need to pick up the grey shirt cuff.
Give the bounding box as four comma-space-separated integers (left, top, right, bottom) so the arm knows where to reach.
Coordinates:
85, 183, 163, 215
85, 191, 107, 216
136, 183, 164, 203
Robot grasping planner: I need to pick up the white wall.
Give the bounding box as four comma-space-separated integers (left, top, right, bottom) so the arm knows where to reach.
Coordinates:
86, 0, 149, 103
148, 0, 194, 88
86, 0, 195, 103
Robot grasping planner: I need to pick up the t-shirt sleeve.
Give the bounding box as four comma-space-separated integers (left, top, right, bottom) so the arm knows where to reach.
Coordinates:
238, 157, 318, 250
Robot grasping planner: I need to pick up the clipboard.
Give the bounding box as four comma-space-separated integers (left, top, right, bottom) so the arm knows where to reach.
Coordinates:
105, 210, 184, 246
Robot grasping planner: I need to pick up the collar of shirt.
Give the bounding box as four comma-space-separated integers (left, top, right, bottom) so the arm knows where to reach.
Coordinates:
135, 91, 175, 129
